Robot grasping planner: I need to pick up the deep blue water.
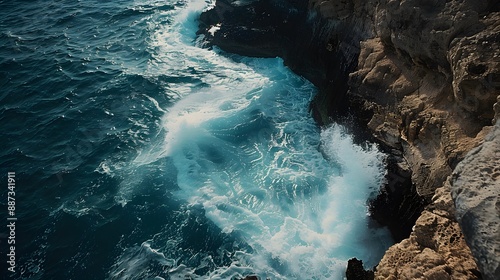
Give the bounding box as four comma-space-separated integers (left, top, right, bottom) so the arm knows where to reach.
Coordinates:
0, 1, 392, 279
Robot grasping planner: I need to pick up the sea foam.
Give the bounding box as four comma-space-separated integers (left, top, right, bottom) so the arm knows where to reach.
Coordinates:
120, 1, 393, 279
155, 56, 392, 278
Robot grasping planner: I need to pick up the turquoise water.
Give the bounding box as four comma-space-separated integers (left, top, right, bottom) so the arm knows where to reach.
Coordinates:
0, 0, 392, 279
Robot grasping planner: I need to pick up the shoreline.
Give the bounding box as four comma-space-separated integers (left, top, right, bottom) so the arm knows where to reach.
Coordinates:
197, 0, 500, 279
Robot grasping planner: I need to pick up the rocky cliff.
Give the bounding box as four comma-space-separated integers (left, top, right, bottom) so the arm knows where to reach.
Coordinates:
197, 0, 500, 279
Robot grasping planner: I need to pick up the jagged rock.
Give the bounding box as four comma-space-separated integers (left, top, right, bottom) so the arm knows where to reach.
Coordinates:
374, 0, 494, 72
350, 3, 500, 199
351, 2, 499, 277
451, 122, 500, 280
346, 258, 374, 280
448, 12, 500, 119
375, 184, 480, 280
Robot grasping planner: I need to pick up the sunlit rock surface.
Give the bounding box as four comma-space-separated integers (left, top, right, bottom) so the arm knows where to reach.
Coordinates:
376, 184, 481, 280
451, 122, 500, 280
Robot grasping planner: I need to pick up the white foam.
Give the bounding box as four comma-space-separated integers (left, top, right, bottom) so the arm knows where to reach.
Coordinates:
208, 24, 221, 36
154, 57, 393, 278
109, 241, 176, 280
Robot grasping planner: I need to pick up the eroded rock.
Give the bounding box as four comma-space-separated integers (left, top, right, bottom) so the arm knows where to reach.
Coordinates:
375, 183, 480, 280
350, 6, 500, 199
448, 12, 500, 119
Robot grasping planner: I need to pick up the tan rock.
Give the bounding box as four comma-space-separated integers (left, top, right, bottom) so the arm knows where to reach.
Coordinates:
375, 184, 480, 280
448, 12, 500, 119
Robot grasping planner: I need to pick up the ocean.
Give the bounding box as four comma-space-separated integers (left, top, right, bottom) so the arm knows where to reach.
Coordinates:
0, 0, 392, 279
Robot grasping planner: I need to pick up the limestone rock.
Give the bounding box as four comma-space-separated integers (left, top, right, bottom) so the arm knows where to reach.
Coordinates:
375, 184, 480, 280
375, 1, 499, 72
448, 12, 500, 118
451, 122, 500, 280
350, 3, 500, 199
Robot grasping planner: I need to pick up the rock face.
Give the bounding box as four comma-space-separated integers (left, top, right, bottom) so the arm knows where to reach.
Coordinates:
376, 183, 481, 279
451, 122, 500, 280
346, 1, 500, 198
310, 2, 500, 277
198, 0, 500, 278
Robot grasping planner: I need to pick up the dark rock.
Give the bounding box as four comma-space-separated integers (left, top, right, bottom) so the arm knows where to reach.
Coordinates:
369, 154, 427, 242
240, 276, 259, 280
346, 258, 374, 280
198, 0, 363, 123
198, 0, 304, 58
